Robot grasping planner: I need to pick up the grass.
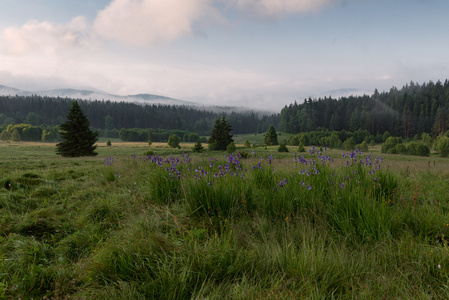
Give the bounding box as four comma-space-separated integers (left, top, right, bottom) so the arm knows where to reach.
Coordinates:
1, 140, 449, 298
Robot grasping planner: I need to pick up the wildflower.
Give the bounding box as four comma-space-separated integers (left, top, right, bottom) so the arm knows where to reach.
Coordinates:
306, 185, 312, 190
340, 183, 344, 188
373, 178, 377, 181
438, 264, 441, 269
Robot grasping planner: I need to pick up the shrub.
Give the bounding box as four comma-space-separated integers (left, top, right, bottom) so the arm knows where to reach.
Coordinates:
421, 133, 433, 148
407, 143, 430, 156
381, 137, 402, 153
192, 140, 204, 153
298, 133, 309, 146
106, 140, 111, 146
393, 143, 407, 155
226, 142, 236, 153
343, 137, 356, 151
278, 143, 288, 152
359, 141, 369, 152
239, 151, 249, 159
167, 134, 180, 148
288, 136, 300, 146
435, 136, 449, 157
244, 139, 251, 148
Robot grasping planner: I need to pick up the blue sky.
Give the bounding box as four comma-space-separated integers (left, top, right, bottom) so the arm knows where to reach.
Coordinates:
0, 0, 448, 110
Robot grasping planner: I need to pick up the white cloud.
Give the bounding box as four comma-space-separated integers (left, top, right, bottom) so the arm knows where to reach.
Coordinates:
229, 0, 340, 19
0, 16, 90, 55
93, 0, 215, 45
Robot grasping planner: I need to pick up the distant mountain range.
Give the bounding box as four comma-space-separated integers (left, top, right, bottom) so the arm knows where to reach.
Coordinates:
0, 85, 198, 106
310, 88, 374, 100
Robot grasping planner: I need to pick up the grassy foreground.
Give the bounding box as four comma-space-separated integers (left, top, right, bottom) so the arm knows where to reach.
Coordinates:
1, 141, 449, 298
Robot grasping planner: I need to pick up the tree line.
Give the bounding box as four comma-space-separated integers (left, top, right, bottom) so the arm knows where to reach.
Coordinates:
0, 95, 279, 136
279, 80, 449, 138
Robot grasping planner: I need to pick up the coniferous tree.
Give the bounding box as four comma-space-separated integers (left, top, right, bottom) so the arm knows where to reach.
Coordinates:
56, 101, 99, 157
208, 116, 233, 151
264, 125, 278, 146
192, 140, 204, 153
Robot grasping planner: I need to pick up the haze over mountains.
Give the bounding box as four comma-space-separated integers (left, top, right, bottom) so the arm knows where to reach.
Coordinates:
0, 85, 198, 107
0, 84, 374, 112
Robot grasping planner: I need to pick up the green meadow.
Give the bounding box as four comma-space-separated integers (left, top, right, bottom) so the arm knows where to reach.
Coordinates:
1, 140, 449, 299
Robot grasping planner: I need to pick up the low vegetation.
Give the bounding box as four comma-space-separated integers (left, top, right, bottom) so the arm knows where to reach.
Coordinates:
1, 141, 449, 298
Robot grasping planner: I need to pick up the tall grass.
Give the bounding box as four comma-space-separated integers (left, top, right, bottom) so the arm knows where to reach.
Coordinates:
2, 142, 449, 298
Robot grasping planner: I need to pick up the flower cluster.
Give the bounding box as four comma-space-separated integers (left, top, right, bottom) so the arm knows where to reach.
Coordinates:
104, 157, 114, 166
107, 147, 383, 195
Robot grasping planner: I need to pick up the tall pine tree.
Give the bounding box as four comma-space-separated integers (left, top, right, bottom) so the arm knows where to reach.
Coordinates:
208, 116, 233, 151
56, 101, 99, 157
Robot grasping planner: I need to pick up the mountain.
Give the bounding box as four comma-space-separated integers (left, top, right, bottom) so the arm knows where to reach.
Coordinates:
310, 88, 374, 100
0, 85, 198, 106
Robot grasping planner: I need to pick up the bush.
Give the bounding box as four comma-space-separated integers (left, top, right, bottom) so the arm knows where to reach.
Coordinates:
167, 134, 180, 148
278, 142, 288, 152
407, 143, 430, 156
244, 139, 251, 148
435, 136, 449, 157
323, 133, 342, 148
381, 137, 402, 153
226, 142, 236, 153
298, 143, 305, 152
106, 140, 111, 146
359, 141, 369, 152
421, 133, 433, 148
343, 137, 356, 151
393, 143, 407, 155
239, 151, 249, 159
298, 133, 309, 146
288, 136, 300, 146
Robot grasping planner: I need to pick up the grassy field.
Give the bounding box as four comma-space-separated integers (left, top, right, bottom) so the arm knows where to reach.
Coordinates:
1, 140, 449, 299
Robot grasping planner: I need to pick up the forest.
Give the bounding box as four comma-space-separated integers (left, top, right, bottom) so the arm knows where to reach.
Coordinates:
279, 79, 449, 138
0, 95, 279, 137
1, 79, 449, 143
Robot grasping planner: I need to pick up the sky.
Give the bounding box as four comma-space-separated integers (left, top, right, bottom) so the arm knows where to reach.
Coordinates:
0, 0, 448, 111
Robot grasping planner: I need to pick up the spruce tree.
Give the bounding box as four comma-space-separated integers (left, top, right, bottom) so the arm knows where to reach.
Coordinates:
56, 101, 99, 157
208, 116, 233, 151
264, 125, 278, 146
192, 140, 204, 153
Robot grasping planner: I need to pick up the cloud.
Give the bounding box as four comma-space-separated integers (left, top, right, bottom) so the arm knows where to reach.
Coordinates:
0, 16, 90, 55
230, 0, 342, 19
0, 0, 341, 54
93, 0, 216, 45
